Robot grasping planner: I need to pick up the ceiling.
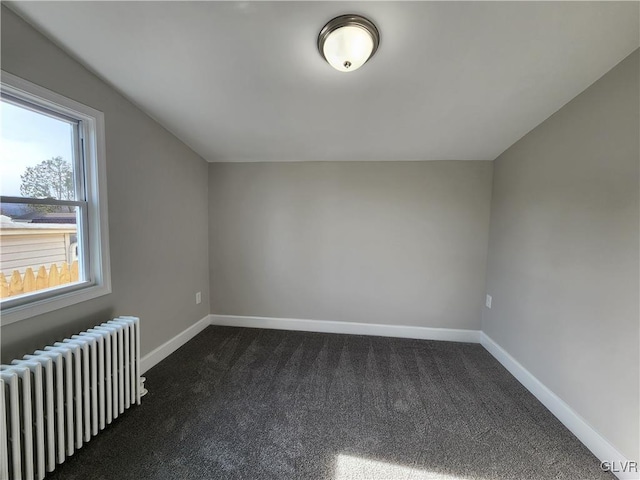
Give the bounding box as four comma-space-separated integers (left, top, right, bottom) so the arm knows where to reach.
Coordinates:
7, 1, 639, 163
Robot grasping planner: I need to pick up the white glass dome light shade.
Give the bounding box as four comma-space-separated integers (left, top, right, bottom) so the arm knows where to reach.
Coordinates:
318, 15, 380, 73
322, 25, 374, 72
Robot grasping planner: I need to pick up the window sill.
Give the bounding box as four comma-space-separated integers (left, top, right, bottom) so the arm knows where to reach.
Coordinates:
0, 281, 111, 326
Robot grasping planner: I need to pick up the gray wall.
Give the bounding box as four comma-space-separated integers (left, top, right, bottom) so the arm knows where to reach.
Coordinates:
209, 161, 493, 330
483, 50, 639, 459
1, 7, 210, 362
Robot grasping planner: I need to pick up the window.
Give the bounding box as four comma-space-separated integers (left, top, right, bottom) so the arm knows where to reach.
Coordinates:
0, 72, 110, 324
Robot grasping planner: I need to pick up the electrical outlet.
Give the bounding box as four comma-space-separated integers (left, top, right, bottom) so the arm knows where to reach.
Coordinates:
196, 291, 202, 304
485, 294, 492, 309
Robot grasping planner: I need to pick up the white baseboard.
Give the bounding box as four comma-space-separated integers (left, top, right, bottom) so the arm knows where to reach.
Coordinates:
481, 333, 637, 480
209, 314, 481, 343
140, 314, 210, 373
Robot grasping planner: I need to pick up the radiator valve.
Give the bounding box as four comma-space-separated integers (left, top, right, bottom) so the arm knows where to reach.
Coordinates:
140, 376, 148, 397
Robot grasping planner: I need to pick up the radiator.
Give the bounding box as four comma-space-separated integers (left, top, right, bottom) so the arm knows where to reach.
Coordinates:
0, 316, 141, 480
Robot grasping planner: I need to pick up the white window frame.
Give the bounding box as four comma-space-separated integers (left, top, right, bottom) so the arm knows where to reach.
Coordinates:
0, 71, 111, 325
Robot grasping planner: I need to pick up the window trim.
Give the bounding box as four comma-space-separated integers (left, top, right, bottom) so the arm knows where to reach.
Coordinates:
0, 71, 111, 325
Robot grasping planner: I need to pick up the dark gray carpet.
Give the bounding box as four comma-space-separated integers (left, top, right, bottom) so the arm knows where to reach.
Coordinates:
48, 326, 612, 479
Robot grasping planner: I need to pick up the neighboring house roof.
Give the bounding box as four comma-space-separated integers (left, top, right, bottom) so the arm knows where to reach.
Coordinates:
31, 213, 77, 224
12, 212, 77, 224
0, 215, 77, 233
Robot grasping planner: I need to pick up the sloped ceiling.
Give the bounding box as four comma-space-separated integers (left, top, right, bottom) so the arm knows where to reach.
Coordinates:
7, 1, 640, 162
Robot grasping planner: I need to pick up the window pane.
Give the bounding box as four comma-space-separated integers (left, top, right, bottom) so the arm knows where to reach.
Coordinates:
0, 202, 84, 302
0, 98, 79, 200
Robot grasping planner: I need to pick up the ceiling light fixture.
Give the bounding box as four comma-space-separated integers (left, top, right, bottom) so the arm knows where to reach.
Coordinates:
318, 14, 380, 73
